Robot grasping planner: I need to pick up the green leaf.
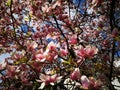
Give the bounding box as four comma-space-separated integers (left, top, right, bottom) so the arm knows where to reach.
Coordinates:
24, 17, 29, 21
115, 36, 120, 40
6, 0, 12, 7
14, 57, 27, 65
68, 55, 72, 63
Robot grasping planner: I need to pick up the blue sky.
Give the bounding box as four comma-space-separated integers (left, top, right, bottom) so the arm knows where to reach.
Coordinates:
0, 53, 10, 64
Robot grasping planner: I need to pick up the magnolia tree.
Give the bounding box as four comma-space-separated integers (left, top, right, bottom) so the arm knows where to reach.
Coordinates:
0, 0, 120, 90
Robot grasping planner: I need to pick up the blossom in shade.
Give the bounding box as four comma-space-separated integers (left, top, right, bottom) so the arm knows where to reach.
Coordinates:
81, 75, 90, 89
89, 77, 102, 90
70, 68, 81, 81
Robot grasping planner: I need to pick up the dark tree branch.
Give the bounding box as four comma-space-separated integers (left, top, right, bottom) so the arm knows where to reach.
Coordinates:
109, 0, 116, 90
109, 0, 116, 81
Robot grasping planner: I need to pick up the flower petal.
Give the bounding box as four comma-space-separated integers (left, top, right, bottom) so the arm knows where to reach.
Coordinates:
39, 74, 47, 82
38, 82, 45, 89
50, 82, 54, 86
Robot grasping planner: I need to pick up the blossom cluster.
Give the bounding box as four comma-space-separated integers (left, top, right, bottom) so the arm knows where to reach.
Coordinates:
0, 0, 120, 90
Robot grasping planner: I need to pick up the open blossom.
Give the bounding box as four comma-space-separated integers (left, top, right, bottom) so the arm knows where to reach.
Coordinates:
70, 68, 81, 81
45, 51, 58, 62
37, 74, 62, 89
35, 54, 46, 62
47, 41, 60, 51
45, 42, 59, 61
6, 66, 19, 78
85, 45, 98, 58
35, 42, 59, 62
35, 51, 46, 62
77, 45, 98, 59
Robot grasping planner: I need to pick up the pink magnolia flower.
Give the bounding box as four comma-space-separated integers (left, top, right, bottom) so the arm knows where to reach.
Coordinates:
44, 47, 58, 62
70, 68, 81, 81
20, 72, 29, 84
6, 66, 19, 78
80, 76, 102, 89
32, 61, 42, 72
35, 41, 59, 62
60, 48, 68, 56
77, 46, 86, 58
77, 45, 98, 59
47, 41, 59, 51
35, 50, 46, 62
85, 45, 98, 58
13, 51, 25, 60
26, 41, 38, 51
35, 53, 46, 62
69, 38, 78, 45
37, 74, 62, 89
89, 77, 102, 90
68, 35, 78, 45
45, 52, 58, 62
81, 75, 90, 89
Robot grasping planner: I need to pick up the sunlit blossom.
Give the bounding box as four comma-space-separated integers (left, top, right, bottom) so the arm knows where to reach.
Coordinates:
77, 45, 98, 59
37, 74, 62, 89
35, 53, 46, 62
